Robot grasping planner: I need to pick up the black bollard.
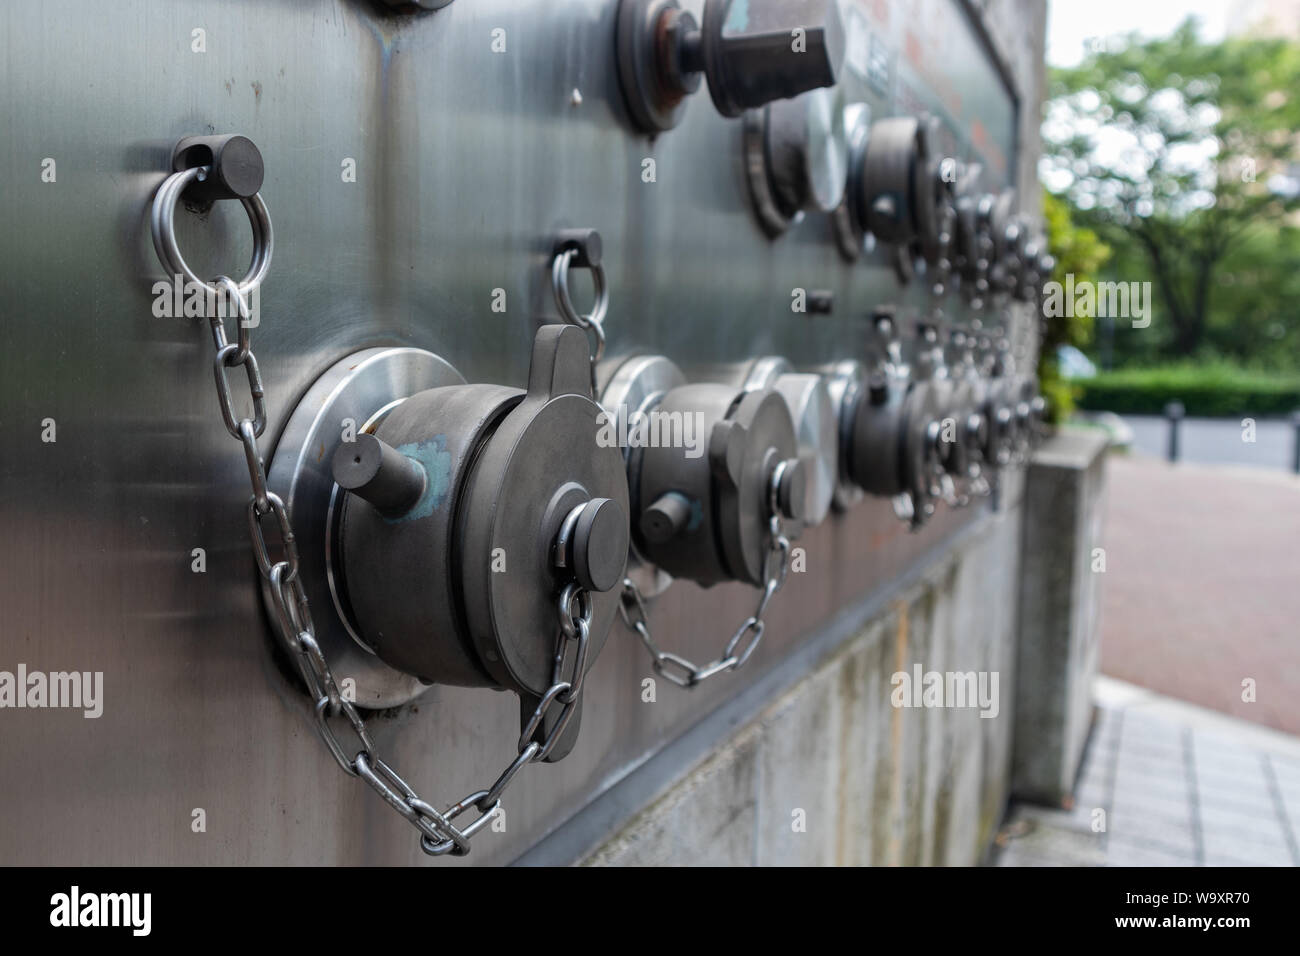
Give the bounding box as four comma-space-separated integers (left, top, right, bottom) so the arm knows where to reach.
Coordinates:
1164, 401, 1185, 463
1291, 411, 1300, 475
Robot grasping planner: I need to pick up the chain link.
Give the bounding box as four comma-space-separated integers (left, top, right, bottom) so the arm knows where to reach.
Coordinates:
167, 185, 593, 857
619, 513, 791, 689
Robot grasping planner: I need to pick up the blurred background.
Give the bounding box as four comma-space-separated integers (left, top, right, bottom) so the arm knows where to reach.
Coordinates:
991, 2, 1300, 868
1039, 0, 1300, 732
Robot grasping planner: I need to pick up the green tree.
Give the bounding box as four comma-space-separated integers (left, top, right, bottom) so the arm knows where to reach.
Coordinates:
1039, 190, 1110, 421
1042, 19, 1300, 359
1206, 223, 1300, 370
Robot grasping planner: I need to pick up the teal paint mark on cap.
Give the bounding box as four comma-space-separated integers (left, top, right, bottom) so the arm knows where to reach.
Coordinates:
386, 435, 452, 523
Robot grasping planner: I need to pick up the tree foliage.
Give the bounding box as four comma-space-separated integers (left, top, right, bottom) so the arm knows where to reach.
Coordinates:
1038, 190, 1110, 421
1042, 19, 1300, 361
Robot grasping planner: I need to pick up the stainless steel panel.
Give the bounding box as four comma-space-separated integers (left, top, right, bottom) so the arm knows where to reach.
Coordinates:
0, 0, 1024, 864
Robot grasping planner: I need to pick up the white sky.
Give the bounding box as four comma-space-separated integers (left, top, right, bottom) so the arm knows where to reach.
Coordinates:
1047, 0, 1231, 67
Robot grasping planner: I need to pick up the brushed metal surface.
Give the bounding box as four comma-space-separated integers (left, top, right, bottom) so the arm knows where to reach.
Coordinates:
0, 0, 1024, 864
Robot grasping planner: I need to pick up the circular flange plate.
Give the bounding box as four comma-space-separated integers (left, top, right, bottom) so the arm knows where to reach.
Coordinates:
799, 86, 849, 214
900, 378, 946, 521
942, 377, 975, 480
745, 87, 849, 238
616, 0, 690, 134
823, 360, 866, 511
264, 346, 465, 709
987, 377, 1018, 466
951, 376, 987, 479
598, 354, 687, 597
833, 103, 872, 262
744, 107, 797, 238
716, 389, 798, 585
982, 189, 1016, 266
744, 358, 838, 529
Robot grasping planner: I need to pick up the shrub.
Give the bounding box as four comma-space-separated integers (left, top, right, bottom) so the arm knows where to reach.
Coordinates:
1075, 363, 1300, 417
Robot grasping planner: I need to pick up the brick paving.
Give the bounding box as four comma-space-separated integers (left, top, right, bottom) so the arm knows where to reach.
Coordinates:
995, 678, 1300, 866
1097, 454, 1300, 735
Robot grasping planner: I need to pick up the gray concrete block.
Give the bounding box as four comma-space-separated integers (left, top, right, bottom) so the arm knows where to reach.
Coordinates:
1012, 428, 1111, 806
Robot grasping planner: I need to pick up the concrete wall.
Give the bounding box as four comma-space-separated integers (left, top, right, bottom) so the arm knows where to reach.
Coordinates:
580, 504, 1024, 866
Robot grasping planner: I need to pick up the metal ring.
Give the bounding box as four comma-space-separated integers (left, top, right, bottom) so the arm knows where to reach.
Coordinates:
150, 166, 274, 300
551, 247, 608, 332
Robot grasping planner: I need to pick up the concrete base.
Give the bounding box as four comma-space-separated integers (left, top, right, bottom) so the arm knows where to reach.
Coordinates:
1011, 427, 1111, 806
580, 506, 1024, 866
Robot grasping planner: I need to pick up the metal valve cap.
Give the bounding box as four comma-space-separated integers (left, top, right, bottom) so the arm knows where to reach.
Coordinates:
632, 381, 799, 587
337, 326, 630, 704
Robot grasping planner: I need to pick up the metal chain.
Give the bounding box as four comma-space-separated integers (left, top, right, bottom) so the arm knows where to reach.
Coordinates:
186, 261, 592, 858
618, 512, 791, 689
550, 233, 791, 690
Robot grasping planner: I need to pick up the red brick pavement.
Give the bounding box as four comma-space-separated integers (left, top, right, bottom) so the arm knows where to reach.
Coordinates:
1098, 455, 1300, 734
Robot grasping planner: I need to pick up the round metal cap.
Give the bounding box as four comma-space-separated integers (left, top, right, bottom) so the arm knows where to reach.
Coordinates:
572, 498, 630, 593
263, 346, 466, 709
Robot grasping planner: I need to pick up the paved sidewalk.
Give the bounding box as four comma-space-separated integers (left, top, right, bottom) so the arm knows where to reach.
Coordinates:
994, 678, 1300, 866
1098, 454, 1300, 735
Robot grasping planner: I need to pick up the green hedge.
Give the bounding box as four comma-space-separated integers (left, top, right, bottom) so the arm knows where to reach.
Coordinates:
1075, 364, 1300, 417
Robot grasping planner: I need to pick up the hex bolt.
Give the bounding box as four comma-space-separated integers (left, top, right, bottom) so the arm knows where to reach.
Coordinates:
664, 10, 704, 93
774, 457, 807, 524
331, 434, 427, 518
